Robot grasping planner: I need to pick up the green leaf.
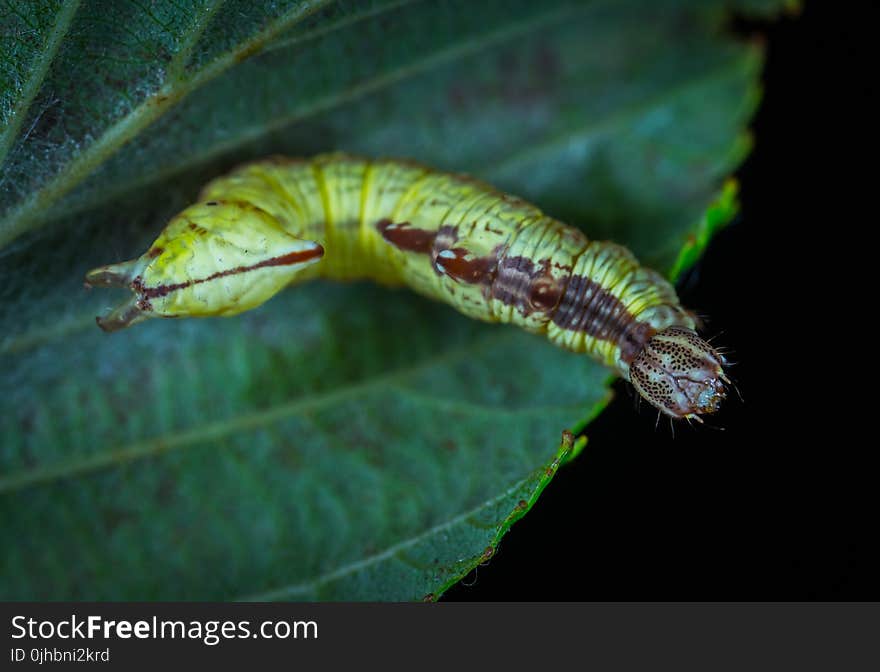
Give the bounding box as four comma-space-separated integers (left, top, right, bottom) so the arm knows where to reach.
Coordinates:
0, 0, 783, 600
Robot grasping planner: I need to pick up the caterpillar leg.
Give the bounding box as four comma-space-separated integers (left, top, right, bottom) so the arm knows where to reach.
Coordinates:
86, 200, 323, 332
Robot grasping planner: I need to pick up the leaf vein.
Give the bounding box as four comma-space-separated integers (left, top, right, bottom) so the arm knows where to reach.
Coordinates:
237, 460, 545, 601
0, 333, 509, 494
0, 0, 81, 166
166, 0, 228, 80
0, 0, 335, 247
0, 0, 587, 247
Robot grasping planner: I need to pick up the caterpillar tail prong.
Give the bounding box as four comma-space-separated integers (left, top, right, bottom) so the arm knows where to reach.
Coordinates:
85, 199, 324, 333
85, 258, 151, 332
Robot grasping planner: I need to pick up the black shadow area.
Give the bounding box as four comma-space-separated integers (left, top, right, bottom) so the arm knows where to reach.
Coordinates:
445, 3, 872, 601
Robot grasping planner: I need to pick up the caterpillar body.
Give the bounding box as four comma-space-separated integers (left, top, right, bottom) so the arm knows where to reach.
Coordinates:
86, 153, 728, 420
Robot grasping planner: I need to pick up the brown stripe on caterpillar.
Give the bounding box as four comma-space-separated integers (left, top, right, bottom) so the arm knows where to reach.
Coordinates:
135, 247, 325, 301
488, 254, 562, 317
378, 217, 564, 317
436, 249, 653, 363
379, 219, 493, 284
491, 253, 656, 362
376, 219, 437, 254
376, 217, 653, 358
377, 219, 463, 267
551, 274, 651, 362
377, 218, 482, 281
435, 246, 499, 285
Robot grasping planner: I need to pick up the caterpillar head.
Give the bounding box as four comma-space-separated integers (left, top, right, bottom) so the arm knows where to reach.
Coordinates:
630, 326, 729, 420
86, 200, 323, 332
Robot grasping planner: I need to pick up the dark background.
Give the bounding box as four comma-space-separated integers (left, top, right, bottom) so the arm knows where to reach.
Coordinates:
446, 2, 871, 600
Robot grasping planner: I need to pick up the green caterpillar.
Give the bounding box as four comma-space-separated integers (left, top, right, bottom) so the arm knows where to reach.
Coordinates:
86, 153, 728, 420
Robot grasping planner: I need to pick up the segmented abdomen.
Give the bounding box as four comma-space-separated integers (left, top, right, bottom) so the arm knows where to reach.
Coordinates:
197, 153, 693, 375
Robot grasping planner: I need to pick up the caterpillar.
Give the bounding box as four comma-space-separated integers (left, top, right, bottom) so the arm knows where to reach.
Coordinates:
85, 153, 728, 420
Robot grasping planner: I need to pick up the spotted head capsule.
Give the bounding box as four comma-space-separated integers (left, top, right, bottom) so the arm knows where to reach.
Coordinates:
629, 326, 729, 421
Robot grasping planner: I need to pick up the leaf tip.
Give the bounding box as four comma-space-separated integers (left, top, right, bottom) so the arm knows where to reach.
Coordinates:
669, 179, 740, 281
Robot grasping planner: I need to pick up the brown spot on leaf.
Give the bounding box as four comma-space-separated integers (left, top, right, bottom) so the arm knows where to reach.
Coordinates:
138, 246, 324, 300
